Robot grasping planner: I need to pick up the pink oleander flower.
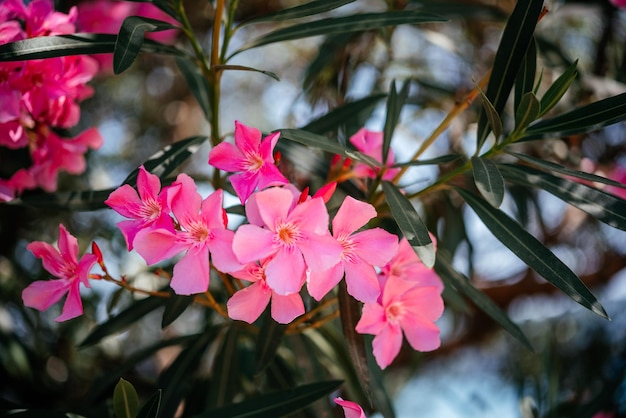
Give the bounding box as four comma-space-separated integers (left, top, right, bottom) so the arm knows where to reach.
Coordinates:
227, 259, 305, 324
133, 174, 242, 295
610, 0, 626, 8
209, 121, 288, 204
105, 165, 178, 251
22, 224, 98, 322
378, 237, 443, 291
356, 275, 444, 369
334, 398, 367, 418
348, 128, 400, 181
232, 186, 343, 295
307, 196, 398, 303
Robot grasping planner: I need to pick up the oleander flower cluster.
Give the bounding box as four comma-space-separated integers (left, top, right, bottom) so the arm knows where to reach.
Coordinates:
0, 0, 102, 201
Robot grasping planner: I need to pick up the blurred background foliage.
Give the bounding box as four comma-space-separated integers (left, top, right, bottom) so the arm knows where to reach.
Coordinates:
1, 0, 626, 417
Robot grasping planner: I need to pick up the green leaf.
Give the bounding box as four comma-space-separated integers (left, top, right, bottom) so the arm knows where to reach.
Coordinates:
383, 80, 410, 163
213, 64, 279, 81
255, 314, 286, 375
208, 326, 241, 408
471, 156, 505, 208
301, 94, 386, 135
499, 163, 626, 231
538, 59, 578, 118
456, 187, 608, 319
477, 84, 503, 147
0, 33, 185, 62
232, 11, 446, 57
522, 93, 626, 141
114, 16, 179, 74
476, 0, 544, 144
137, 390, 162, 418
10, 188, 115, 211
241, 0, 356, 25
127, 0, 179, 20
513, 92, 540, 132
122, 135, 208, 186
161, 295, 194, 328
435, 251, 532, 349
514, 36, 537, 110
176, 57, 212, 120
382, 181, 435, 268
197, 380, 343, 418
113, 378, 140, 418
79, 296, 165, 347
507, 152, 626, 190
391, 154, 463, 168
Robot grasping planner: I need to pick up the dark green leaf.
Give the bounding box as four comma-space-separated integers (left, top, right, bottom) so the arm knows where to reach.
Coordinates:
232, 11, 446, 57
301, 94, 386, 135
208, 326, 241, 408
114, 16, 179, 74
113, 378, 140, 418
538, 59, 578, 118
383, 80, 410, 163
507, 152, 626, 190
255, 315, 286, 375
409, 1, 507, 19
197, 380, 343, 418
162, 295, 194, 328
3, 410, 83, 418
499, 163, 626, 231
79, 296, 165, 347
513, 92, 540, 132
213, 64, 279, 81
0, 33, 185, 62
391, 154, 463, 168
477, 84, 502, 147
382, 181, 435, 268
241, 0, 356, 25
514, 36, 537, 110
435, 251, 532, 349
176, 57, 211, 120
471, 156, 505, 207
10, 188, 114, 211
456, 187, 608, 319
522, 93, 626, 140
476, 0, 544, 144
137, 390, 162, 418
122, 135, 208, 186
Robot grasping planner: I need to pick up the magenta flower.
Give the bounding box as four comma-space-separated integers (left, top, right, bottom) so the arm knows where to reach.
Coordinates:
232, 187, 342, 295
105, 165, 177, 251
22, 224, 98, 322
133, 174, 242, 295
334, 398, 367, 418
378, 237, 443, 291
348, 128, 400, 181
356, 275, 444, 369
307, 196, 398, 303
610, 0, 626, 8
227, 260, 305, 324
209, 121, 288, 203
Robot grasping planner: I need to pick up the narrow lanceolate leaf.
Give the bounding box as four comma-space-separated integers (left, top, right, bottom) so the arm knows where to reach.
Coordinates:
241, 0, 356, 25
213, 65, 279, 81
301, 94, 386, 135
507, 152, 626, 191
0, 33, 184, 62
11, 188, 114, 211
161, 295, 194, 328
382, 181, 435, 268
114, 16, 179, 74
456, 187, 609, 319
113, 378, 140, 418
477, 85, 502, 148
136, 390, 162, 418
122, 135, 208, 186
499, 163, 626, 231
471, 156, 505, 208
80, 296, 166, 347
513, 92, 540, 132
200, 380, 343, 418
523, 93, 626, 141
514, 36, 537, 110
176, 57, 211, 120
255, 315, 286, 375
382, 80, 410, 163
538, 59, 578, 118
232, 11, 446, 57
476, 0, 544, 144
209, 326, 241, 408
435, 251, 532, 349
392, 154, 463, 168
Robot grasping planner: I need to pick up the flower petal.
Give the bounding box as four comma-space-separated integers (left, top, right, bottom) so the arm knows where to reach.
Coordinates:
332, 196, 376, 235
253, 187, 294, 229
334, 398, 367, 418
306, 262, 344, 301
402, 316, 441, 352
22, 279, 70, 311
170, 173, 201, 227
371, 323, 403, 369
227, 281, 271, 323
208, 141, 246, 172
232, 224, 275, 263
171, 246, 210, 295
355, 302, 386, 335
57, 224, 79, 264
208, 229, 243, 273
133, 228, 184, 265
344, 259, 380, 303
265, 247, 305, 295
270, 291, 304, 324
351, 228, 398, 267
234, 120, 262, 154
56, 280, 84, 322
298, 233, 342, 272
136, 165, 161, 202
104, 184, 141, 218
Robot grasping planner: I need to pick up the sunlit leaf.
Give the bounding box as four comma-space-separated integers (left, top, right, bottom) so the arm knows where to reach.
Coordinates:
513, 92, 540, 132
176, 57, 212, 120
137, 390, 162, 418
113, 378, 139, 418
472, 156, 505, 208
514, 36, 537, 110
538, 59, 578, 118
477, 84, 502, 148
382, 181, 435, 268
232, 11, 446, 57
499, 164, 626, 231
301, 94, 386, 135
435, 250, 532, 349
476, 0, 544, 144
162, 295, 194, 328
198, 380, 343, 418
241, 0, 356, 25
523, 93, 626, 140
382, 80, 410, 163
114, 16, 178, 74
456, 187, 608, 319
